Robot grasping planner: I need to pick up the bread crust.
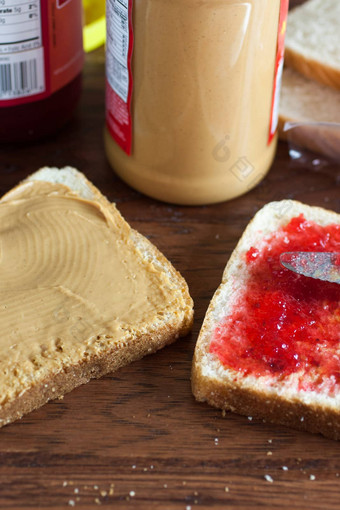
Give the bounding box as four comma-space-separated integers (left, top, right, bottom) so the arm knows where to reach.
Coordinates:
192, 200, 340, 440
0, 167, 194, 428
1, 322, 186, 428
278, 67, 340, 158
192, 363, 340, 441
284, 47, 340, 92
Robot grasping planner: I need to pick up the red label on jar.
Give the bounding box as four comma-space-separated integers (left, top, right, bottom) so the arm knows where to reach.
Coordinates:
0, 0, 83, 108
57, 0, 72, 6
105, 0, 133, 155
268, 0, 289, 144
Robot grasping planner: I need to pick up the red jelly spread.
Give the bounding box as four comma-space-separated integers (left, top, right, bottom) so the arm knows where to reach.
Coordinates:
210, 215, 340, 393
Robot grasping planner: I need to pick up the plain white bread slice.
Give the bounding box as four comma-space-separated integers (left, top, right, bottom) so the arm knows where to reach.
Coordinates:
279, 68, 340, 129
284, 0, 340, 90
278, 67, 340, 158
192, 200, 340, 440
0, 167, 194, 428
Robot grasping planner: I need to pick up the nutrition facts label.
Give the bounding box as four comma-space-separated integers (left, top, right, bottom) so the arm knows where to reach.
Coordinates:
106, 0, 133, 154
106, 0, 130, 103
0, 0, 45, 100
0, 1, 42, 53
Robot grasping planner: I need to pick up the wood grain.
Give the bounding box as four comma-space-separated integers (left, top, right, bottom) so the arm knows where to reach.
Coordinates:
0, 1, 340, 508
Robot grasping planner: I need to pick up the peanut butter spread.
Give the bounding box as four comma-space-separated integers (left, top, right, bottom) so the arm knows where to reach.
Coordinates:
0, 181, 183, 405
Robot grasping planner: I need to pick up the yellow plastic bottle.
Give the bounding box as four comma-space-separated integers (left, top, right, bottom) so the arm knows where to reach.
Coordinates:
83, 0, 106, 52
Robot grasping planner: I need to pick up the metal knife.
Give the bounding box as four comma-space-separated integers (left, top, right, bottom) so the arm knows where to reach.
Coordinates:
280, 252, 340, 284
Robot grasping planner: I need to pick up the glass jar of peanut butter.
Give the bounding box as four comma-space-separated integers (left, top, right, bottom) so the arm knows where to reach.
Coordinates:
105, 0, 288, 205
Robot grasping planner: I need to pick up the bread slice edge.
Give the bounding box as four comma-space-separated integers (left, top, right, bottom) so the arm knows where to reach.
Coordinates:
284, 0, 340, 91
284, 47, 340, 92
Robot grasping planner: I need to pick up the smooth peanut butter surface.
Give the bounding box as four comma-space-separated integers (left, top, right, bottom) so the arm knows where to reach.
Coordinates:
0, 181, 181, 405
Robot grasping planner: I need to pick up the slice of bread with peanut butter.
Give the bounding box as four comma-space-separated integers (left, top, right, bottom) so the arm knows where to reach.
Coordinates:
0, 167, 193, 428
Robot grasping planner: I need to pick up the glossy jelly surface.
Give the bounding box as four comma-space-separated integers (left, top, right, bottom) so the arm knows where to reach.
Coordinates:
210, 215, 340, 393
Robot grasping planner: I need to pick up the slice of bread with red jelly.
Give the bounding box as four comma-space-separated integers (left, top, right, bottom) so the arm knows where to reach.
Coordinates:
192, 200, 340, 440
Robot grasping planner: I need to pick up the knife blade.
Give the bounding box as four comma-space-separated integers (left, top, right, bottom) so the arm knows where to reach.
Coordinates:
280, 252, 340, 284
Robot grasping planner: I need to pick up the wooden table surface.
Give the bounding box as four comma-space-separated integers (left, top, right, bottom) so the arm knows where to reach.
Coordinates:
1, 2, 340, 508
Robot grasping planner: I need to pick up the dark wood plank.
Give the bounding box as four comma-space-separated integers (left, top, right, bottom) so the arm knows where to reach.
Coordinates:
1, 1, 340, 507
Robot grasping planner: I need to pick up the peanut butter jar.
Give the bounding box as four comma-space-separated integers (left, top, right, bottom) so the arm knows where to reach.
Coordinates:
105, 0, 288, 205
